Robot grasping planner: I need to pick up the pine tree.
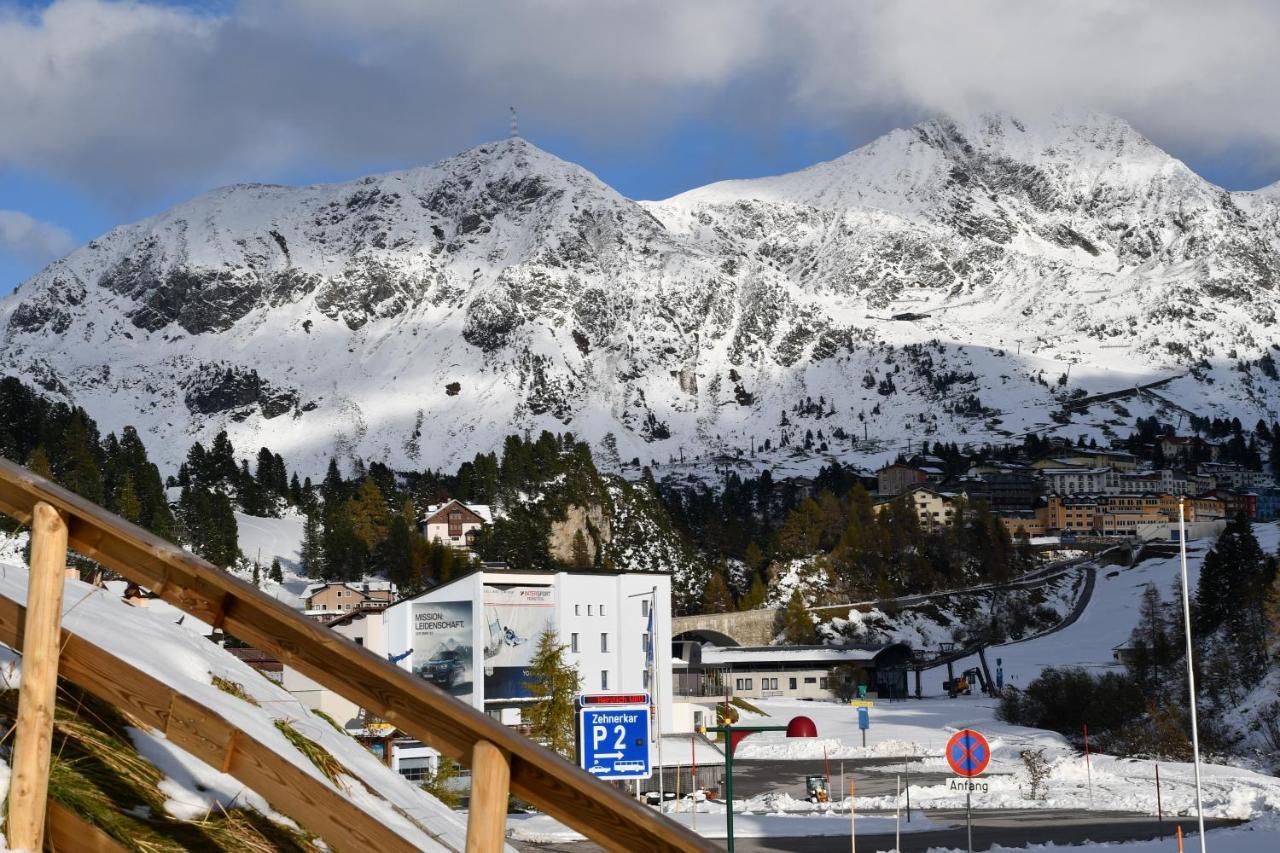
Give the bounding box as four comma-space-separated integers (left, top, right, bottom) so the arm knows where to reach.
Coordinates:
782, 588, 818, 643
300, 508, 325, 577
570, 530, 591, 570
269, 557, 284, 584
380, 514, 415, 589
1195, 513, 1270, 686
522, 627, 581, 759
59, 409, 104, 503
1263, 567, 1280, 663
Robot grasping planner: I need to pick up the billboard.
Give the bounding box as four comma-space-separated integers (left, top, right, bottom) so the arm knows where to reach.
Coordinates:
482, 585, 555, 701
411, 601, 473, 701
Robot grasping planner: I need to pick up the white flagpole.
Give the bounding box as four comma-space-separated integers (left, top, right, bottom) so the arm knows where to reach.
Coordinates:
653, 586, 665, 810
1177, 500, 1207, 852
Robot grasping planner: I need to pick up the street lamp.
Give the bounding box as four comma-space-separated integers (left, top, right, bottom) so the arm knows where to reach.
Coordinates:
700, 714, 818, 852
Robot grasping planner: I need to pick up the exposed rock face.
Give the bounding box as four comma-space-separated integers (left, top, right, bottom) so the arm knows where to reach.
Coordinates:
2, 116, 1279, 475
548, 504, 613, 565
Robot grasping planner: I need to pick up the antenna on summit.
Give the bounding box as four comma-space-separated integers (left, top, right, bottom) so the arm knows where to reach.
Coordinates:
509, 106, 519, 139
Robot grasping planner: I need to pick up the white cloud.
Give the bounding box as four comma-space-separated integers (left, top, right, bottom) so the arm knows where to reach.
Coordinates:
0, 211, 76, 265
3, 0, 1280, 203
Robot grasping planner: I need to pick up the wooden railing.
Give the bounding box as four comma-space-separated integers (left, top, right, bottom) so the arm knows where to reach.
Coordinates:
0, 459, 716, 853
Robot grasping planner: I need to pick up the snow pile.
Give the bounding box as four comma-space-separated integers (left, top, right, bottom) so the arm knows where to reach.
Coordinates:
0, 560, 506, 852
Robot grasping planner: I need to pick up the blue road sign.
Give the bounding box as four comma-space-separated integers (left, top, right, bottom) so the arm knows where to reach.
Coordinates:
578, 695, 651, 780
857, 707, 870, 731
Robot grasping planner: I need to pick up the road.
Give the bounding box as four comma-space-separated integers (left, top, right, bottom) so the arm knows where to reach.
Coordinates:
512, 759, 1238, 852
513, 810, 1236, 852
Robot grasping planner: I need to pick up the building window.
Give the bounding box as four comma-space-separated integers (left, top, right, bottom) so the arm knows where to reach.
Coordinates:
601, 670, 609, 690
804, 677, 816, 684
641, 599, 650, 617
600, 604, 606, 616
570, 633, 579, 653
643, 670, 651, 688
642, 633, 649, 654
789, 678, 797, 690
575, 604, 580, 616
600, 633, 609, 653
735, 678, 753, 690
588, 605, 594, 616
448, 510, 463, 537
820, 677, 829, 689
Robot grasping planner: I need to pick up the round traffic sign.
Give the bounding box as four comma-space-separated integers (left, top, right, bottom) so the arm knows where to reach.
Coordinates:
945, 729, 991, 777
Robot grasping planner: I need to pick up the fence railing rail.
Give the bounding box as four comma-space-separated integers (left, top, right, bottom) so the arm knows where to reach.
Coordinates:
0, 458, 714, 853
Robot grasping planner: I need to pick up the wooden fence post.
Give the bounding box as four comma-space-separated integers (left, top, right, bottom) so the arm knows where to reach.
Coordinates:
466, 739, 511, 852
7, 501, 69, 851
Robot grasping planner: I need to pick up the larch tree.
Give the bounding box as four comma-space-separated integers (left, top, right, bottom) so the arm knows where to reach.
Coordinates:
522, 627, 581, 759
701, 569, 735, 614
782, 588, 818, 644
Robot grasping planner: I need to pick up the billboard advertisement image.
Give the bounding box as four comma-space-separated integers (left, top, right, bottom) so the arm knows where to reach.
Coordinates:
411, 601, 473, 701
482, 585, 555, 701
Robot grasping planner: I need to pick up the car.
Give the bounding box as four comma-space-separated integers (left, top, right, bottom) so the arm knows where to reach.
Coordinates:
420, 650, 467, 688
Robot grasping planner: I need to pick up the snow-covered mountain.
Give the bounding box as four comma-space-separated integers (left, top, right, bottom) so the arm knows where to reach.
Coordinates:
3, 113, 1279, 475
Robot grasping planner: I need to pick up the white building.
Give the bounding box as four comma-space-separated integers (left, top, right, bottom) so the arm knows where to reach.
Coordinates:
1117, 469, 1185, 495
1040, 466, 1117, 496
420, 499, 494, 551
381, 568, 675, 732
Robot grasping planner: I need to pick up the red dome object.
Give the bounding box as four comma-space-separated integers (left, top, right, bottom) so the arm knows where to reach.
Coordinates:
785, 716, 818, 738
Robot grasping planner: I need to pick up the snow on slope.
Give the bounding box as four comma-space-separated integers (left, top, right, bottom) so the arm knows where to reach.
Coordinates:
951, 522, 1280, 690
0, 561, 501, 852
3, 114, 1280, 477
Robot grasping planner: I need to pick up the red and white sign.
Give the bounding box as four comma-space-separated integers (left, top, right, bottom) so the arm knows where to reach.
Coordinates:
945, 729, 991, 778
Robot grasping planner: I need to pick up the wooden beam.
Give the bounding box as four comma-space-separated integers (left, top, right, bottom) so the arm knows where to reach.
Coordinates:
0, 595, 421, 853
0, 460, 716, 853
7, 501, 68, 852
45, 800, 129, 853
466, 739, 511, 853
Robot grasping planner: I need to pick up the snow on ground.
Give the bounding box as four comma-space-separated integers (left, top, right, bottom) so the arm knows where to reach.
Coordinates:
234, 509, 310, 607
737, 697, 1065, 763
0, 560, 505, 852
508, 799, 940, 842
948, 521, 1280, 690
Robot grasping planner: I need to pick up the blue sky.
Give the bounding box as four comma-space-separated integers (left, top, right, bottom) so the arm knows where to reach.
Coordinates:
4, 0, 1280, 292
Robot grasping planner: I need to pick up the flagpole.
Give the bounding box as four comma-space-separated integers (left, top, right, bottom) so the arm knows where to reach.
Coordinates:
1177, 500, 1207, 852
652, 586, 665, 809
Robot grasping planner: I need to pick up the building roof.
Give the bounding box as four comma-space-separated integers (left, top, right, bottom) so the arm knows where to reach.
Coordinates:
384, 564, 671, 610
422, 499, 494, 524
699, 643, 907, 666
303, 580, 397, 600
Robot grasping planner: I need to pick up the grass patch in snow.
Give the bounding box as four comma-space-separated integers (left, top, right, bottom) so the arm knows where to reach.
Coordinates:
731, 697, 767, 717
0, 686, 317, 851
310, 708, 346, 734
210, 674, 259, 706
274, 719, 346, 786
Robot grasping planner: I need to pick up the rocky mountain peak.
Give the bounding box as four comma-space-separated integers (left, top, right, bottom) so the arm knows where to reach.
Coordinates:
2, 113, 1278, 477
